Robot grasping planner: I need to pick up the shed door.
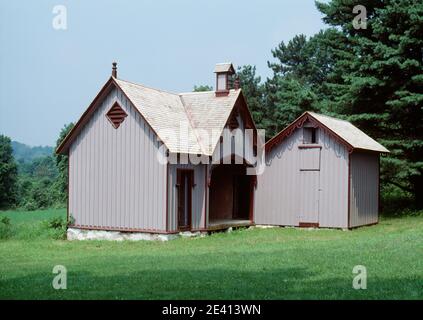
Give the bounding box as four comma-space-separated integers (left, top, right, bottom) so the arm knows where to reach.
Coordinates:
298, 147, 321, 225
177, 170, 194, 231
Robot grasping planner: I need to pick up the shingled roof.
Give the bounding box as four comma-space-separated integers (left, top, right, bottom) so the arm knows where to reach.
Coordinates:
57, 76, 242, 155
266, 111, 389, 153
307, 112, 389, 153
116, 78, 241, 155
214, 62, 235, 73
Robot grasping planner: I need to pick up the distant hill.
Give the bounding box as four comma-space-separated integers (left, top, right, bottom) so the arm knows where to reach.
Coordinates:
12, 141, 54, 163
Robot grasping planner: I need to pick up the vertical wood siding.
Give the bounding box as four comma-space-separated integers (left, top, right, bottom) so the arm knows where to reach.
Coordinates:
299, 148, 321, 170
212, 106, 255, 165
299, 170, 320, 223
349, 152, 379, 227
69, 86, 167, 231
318, 130, 349, 228
167, 163, 206, 232
255, 124, 349, 228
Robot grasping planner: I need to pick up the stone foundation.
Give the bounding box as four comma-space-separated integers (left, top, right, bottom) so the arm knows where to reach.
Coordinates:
67, 228, 207, 241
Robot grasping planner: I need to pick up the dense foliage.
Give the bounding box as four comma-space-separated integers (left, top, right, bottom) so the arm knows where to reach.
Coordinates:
54, 123, 74, 204
193, 85, 213, 92
237, 0, 423, 208
0, 135, 18, 208
16, 155, 59, 210
312, 0, 423, 207
0, 123, 74, 211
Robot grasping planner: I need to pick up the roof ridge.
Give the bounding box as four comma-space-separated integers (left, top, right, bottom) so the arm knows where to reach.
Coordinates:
179, 90, 214, 95
179, 89, 240, 95
307, 111, 351, 124
116, 78, 180, 96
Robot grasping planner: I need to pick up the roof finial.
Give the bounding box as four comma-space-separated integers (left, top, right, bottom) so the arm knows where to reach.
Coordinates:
112, 62, 117, 78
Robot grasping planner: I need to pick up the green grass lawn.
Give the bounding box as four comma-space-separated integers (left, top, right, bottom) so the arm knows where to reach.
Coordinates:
0, 208, 422, 299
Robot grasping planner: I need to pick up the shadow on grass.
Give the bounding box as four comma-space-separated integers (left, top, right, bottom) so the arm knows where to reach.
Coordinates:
1, 267, 421, 300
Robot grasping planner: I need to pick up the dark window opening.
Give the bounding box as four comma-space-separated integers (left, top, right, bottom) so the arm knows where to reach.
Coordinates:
304, 127, 318, 144
228, 115, 239, 130
311, 128, 317, 143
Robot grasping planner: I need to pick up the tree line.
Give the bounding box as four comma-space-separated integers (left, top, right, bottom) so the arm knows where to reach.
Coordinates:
0, 124, 73, 210
236, 0, 422, 209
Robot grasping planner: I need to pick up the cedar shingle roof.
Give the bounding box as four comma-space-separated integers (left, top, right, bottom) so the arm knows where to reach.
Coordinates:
266, 111, 389, 153
214, 62, 235, 73
56, 75, 243, 155
179, 90, 241, 155
307, 112, 389, 153
115, 79, 241, 155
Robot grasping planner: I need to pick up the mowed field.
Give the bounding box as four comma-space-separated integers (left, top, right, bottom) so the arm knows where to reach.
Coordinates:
0, 209, 422, 299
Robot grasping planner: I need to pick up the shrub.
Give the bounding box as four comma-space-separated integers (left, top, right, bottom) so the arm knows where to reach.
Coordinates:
23, 200, 38, 211
43, 216, 67, 240
380, 183, 415, 216
0, 216, 14, 239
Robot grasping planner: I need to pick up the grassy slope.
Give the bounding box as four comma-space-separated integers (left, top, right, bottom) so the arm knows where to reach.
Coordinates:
0, 209, 422, 300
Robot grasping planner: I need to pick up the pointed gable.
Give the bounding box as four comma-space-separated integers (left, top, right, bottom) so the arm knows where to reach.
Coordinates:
266, 111, 389, 154
57, 77, 251, 156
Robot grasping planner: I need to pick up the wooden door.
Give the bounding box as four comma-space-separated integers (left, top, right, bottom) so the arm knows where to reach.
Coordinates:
299, 171, 320, 225
177, 170, 193, 231
298, 147, 321, 226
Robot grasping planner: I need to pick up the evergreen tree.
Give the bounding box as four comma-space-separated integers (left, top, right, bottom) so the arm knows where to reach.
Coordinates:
264, 30, 345, 133
236, 65, 269, 132
273, 77, 317, 130
0, 135, 18, 208
316, 0, 423, 206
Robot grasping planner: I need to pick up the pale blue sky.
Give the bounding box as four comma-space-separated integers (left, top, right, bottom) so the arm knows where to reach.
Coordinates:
0, 0, 326, 146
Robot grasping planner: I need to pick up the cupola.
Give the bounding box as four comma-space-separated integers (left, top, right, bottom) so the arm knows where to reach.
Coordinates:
214, 62, 235, 97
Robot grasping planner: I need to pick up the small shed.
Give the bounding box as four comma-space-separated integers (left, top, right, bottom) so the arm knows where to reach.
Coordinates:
254, 112, 389, 229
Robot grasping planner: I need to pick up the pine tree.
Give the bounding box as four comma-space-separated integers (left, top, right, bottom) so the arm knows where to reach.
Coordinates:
264, 30, 347, 133
236, 65, 269, 130
316, 0, 423, 206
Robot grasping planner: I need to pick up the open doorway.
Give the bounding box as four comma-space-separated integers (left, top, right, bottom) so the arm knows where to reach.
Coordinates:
209, 165, 253, 229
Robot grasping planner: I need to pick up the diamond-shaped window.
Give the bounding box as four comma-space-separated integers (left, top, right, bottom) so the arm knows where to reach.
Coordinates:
106, 102, 127, 129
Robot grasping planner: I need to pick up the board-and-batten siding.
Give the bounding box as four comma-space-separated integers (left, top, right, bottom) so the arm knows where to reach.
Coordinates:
167, 163, 207, 232
318, 130, 349, 228
211, 109, 255, 165
349, 152, 379, 227
255, 124, 349, 228
69, 87, 167, 231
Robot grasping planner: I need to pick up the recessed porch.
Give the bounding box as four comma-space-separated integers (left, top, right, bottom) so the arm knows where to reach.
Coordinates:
208, 164, 255, 230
